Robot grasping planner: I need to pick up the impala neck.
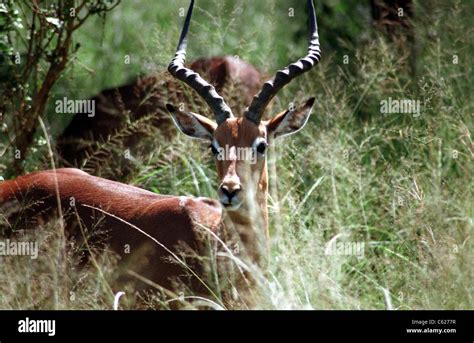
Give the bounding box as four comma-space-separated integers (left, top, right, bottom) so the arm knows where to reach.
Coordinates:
223, 163, 269, 267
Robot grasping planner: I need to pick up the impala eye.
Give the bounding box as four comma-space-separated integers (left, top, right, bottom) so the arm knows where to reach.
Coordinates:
209, 144, 219, 156
256, 142, 267, 155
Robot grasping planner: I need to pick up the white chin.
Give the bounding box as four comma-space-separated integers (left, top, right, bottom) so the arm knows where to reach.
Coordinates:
221, 202, 242, 211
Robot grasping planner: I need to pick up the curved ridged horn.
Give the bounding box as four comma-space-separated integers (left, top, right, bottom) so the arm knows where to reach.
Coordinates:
168, 0, 233, 124
245, 0, 321, 124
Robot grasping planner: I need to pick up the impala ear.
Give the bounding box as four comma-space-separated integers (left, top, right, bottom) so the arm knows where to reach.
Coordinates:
266, 98, 315, 139
166, 104, 217, 141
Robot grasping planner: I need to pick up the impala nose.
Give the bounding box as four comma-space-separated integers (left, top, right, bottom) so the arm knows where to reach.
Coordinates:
221, 185, 241, 200
218, 183, 242, 208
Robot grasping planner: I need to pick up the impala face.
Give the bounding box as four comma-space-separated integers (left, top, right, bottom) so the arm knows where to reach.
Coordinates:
212, 118, 266, 210
167, 99, 315, 211
166, 0, 321, 215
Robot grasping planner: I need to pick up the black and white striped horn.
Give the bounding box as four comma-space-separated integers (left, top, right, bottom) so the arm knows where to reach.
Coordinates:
168, 0, 233, 124
244, 0, 321, 125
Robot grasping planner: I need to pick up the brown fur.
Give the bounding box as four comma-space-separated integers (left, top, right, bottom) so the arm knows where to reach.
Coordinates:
168, 99, 315, 267
214, 117, 269, 263
0, 168, 222, 292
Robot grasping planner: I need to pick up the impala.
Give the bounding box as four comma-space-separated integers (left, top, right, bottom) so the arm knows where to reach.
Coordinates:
0, 0, 321, 304
166, 0, 320, 265
0, 168, 223, 292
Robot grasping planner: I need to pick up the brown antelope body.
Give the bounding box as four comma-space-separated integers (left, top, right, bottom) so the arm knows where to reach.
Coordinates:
0, 168, 221, 292
1, 0, 321, 304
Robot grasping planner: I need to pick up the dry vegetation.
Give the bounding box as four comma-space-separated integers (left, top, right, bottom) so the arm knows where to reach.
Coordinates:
0, 0, 472, 309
